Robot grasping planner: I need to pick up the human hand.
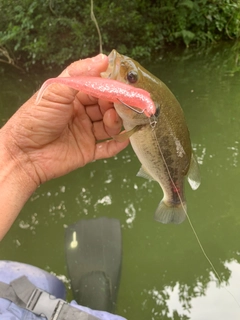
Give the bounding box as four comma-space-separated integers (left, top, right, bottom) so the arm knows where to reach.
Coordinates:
0, 54, 129, 187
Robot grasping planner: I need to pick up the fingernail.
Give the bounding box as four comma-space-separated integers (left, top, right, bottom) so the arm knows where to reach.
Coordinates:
92, 53, 106, 62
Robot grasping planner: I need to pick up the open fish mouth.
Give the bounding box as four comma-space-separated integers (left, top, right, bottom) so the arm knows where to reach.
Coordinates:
101, 49, 120, 80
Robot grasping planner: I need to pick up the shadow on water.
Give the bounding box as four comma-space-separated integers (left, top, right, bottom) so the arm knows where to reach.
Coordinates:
1, 42, 240, 319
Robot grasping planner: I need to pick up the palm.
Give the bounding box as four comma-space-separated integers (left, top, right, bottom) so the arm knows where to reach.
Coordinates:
25, 92, 95, 181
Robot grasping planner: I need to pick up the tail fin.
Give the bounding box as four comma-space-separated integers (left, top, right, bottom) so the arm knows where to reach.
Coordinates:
154, 200, 187, 224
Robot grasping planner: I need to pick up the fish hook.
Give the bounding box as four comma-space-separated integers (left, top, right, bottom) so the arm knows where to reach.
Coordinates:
117, 99, 145, 114
149, 114, 158, 130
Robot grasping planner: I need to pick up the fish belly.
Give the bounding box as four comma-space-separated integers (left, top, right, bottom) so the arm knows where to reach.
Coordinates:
129, 125, 187, 224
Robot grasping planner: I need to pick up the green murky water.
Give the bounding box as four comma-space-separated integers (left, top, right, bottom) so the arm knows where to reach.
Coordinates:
1, 43, 240, 319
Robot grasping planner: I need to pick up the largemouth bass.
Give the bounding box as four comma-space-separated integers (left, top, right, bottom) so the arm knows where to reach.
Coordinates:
101, 50, 200, 224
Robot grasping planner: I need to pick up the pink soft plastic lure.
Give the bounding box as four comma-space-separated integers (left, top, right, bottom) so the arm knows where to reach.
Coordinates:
35, 76, 156, 117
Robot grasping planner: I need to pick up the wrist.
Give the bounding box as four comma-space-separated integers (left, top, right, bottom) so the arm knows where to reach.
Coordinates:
0, 125, 39, 187
0, 129, 38, 240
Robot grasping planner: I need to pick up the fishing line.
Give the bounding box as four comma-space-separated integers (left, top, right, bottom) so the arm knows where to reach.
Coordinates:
150, 121, 240, 308
89, 0, 239, 307
90, 0, 102, 53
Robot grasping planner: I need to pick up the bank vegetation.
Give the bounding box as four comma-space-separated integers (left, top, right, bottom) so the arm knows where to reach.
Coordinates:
0, 0, 239, 70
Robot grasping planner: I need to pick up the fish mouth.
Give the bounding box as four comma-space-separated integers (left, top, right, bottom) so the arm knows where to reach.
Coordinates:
101, 49, 121, 80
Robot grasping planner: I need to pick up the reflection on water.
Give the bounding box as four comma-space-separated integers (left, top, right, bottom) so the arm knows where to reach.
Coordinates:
145, 260, 240, 319
190, 261, 240, 319
192, 144, 207, 165
1, 43, 240, 319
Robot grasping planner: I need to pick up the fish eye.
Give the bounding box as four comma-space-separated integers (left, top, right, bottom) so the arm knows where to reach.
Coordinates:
127, 71, 138, 83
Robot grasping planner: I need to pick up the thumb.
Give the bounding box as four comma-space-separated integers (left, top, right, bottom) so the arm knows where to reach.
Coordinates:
60, 54, 108, 77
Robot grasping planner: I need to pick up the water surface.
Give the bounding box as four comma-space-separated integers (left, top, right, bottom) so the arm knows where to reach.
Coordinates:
1, 43, 240, 319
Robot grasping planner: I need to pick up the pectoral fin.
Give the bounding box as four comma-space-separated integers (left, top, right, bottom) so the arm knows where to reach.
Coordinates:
187, 153, 201, 190
137, 166, 154, 181
112, 125, 142, 142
